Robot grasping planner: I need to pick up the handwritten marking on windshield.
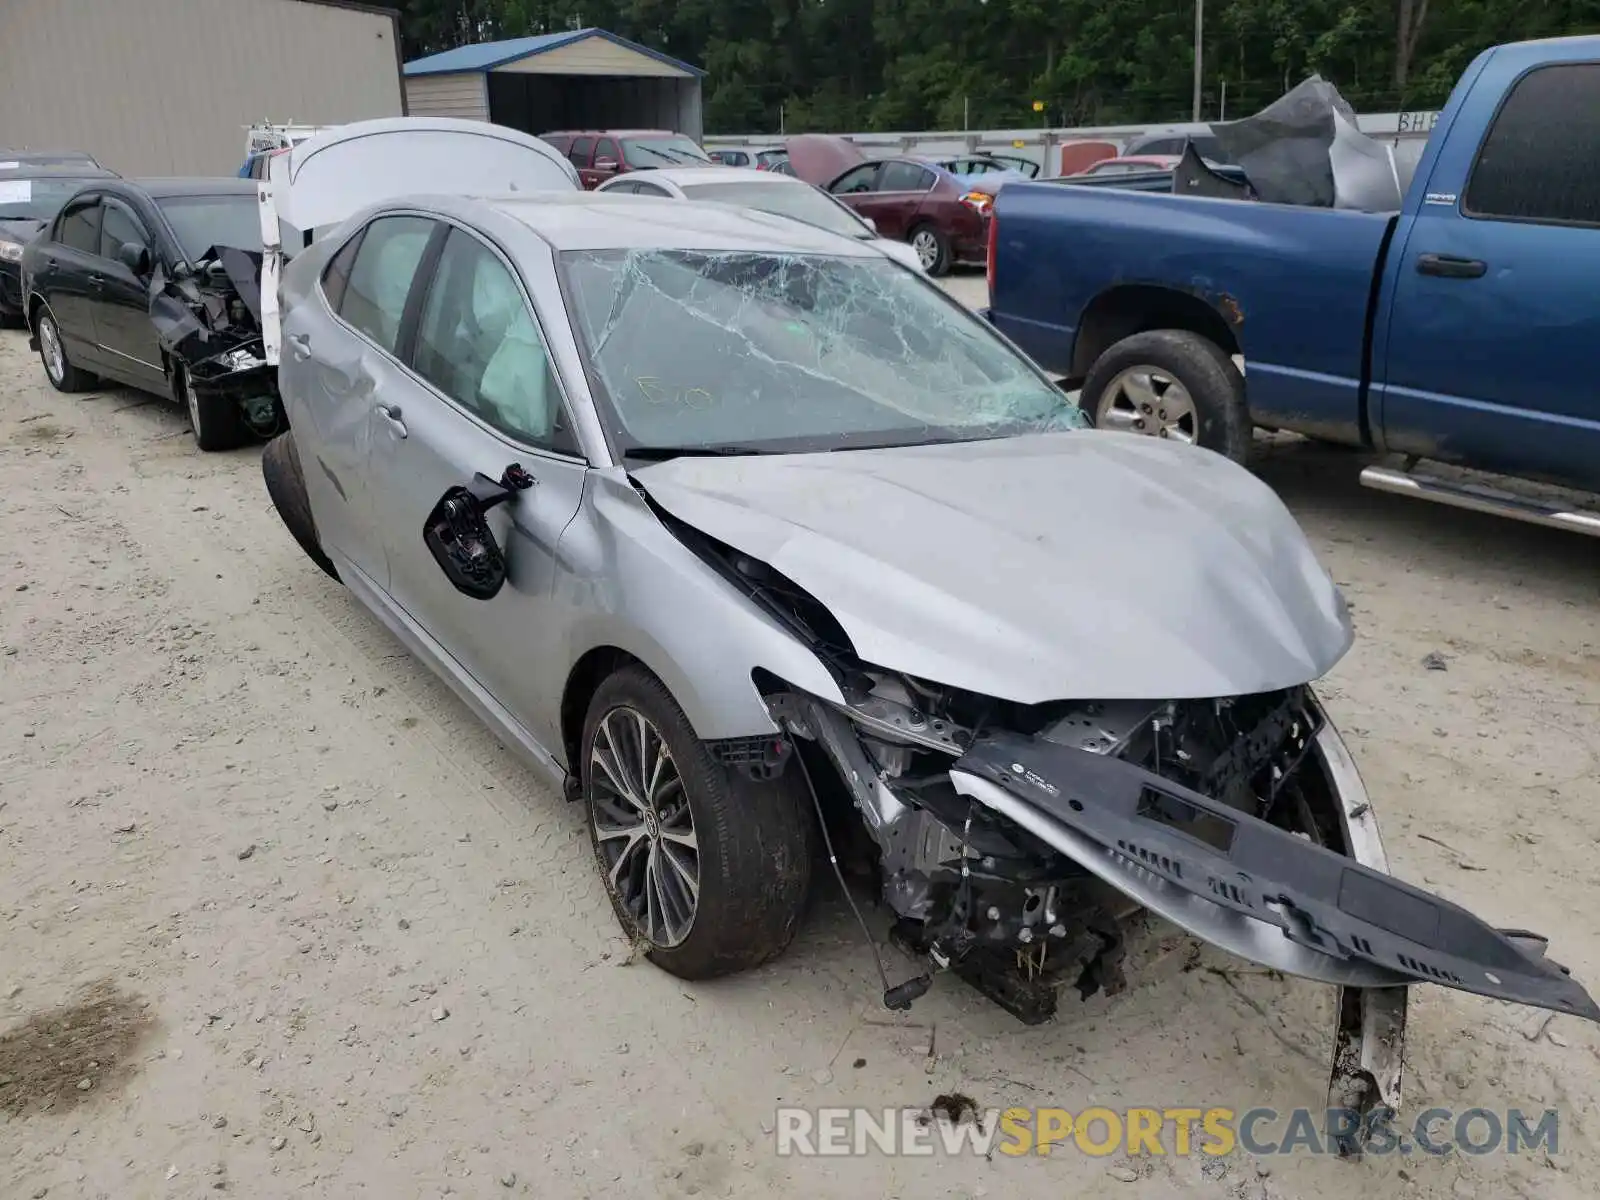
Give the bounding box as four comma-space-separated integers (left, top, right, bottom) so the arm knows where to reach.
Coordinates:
634, 376, 717, 409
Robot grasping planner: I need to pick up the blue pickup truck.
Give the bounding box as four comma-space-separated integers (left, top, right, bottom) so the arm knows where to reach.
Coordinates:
987, 35, 1600, 534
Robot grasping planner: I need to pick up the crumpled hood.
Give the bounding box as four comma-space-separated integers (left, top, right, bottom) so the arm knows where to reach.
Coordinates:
635, 432, 1352, 703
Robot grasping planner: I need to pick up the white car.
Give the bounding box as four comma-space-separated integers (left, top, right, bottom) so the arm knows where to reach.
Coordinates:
595, 165, 927, 273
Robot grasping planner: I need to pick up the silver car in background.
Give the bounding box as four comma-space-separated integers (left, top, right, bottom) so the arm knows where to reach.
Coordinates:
594, 164, 927, 272
262, 189, 1598, 1146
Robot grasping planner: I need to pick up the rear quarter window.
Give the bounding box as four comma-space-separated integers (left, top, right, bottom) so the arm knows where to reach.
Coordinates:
1464, 62, 1600, 225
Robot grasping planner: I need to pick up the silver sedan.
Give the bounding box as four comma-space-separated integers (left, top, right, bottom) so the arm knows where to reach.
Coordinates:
594, 164, 927, 273
262, 191, 1597, 1121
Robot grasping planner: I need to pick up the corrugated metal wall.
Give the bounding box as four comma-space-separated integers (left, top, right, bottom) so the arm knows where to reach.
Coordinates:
0, 0, 405, 177
404, 74, 490, 122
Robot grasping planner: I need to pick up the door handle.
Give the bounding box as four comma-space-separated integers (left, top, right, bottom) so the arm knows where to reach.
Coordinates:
1416, 253, 1487, 279
87, 273, 104, 289
375, 401, 407, 438
288, 332, 312, 361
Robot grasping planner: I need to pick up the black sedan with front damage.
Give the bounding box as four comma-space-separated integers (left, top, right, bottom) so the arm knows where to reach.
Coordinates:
20, 177, 279, 450
0, 163, 120, 325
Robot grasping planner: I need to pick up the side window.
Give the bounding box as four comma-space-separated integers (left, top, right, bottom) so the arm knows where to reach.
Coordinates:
1465, 63, 1600, 225
831, 164, 880, 194
58, 200, 101, 253
100, 201, 150, 260
632, 182, 671, 197
411, 229, 564, 448
338, 215, 435, 354
880, 161, 933, 192
320, 227, 365, 311
595, 138, 620, 166
568, 136, 595, 168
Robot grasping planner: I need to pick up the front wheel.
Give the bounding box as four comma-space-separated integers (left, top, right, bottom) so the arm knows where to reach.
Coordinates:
175, 363, 248, 452
1079, 329, 1251, 463
583, 665, 814, 980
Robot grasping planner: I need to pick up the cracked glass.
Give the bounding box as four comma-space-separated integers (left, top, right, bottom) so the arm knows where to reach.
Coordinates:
560, 249, 1086, 454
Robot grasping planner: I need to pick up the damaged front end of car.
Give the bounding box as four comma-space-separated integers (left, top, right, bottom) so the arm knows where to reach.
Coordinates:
671, 520, 1598, 1157
150, 245, 282, 438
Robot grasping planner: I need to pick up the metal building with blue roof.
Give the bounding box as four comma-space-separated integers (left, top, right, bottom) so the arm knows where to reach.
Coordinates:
403, 28, 705, 142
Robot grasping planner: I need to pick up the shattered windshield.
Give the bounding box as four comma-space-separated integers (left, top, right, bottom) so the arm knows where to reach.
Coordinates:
560, 250, 1085, 454
156, 194, 261, 261
0, 177, 102, 222
622, 137, 712, 168
677, 181, 873, 240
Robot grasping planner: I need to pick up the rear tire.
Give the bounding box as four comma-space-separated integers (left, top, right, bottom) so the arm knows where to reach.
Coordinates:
176, 363, 248, 452
1080, 329, 1251, 463
908, 222, 951, 276
36, 309, 96, 393
262, 431, 339, 581
583, 665, 813, 980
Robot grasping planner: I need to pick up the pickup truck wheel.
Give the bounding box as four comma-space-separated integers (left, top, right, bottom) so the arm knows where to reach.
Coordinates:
1081, 330, 1250, 462
583, 665, 814, 981
908, 223, 951, 276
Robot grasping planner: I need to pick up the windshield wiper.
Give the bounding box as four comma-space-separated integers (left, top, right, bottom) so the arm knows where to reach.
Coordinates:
624, 443, 775, 461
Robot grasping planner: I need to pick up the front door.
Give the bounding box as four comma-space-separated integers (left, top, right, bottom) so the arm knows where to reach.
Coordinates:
286, 213, 439, 586
92, 198, 166, 390
853, 160, 934, 241
369, 224, 587, 726
1379, 59, 1600, 491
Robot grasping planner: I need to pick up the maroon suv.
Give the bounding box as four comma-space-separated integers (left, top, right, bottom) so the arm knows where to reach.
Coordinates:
541, 130, 713, 190
784, 135, 999, 276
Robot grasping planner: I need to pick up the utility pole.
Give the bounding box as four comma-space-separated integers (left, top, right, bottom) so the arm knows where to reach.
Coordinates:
1192, 0, 1204, 121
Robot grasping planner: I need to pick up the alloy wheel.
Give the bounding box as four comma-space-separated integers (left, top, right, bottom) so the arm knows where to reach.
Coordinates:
911, 229, 940, 271
1095, 365, 1198, 442
588, 705, 700, 948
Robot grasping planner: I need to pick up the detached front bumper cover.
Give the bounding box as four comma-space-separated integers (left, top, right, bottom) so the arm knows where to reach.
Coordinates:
950, 729, 1600, 1020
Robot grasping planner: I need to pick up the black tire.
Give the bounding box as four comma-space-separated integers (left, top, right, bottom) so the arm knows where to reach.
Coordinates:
175, 362, 248, 452
1080, 329, 1251, 463
262, 431, 339, 581
908, 222, 952, 277
583, 665, 814, 980
35, 308, 97, 393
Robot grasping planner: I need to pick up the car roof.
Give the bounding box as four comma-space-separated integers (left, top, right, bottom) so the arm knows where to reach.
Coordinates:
473, 192, 879, 256
2, 150, 98, 164
542, 129, 679, 139
630, 165, 799, 188
128, 177, 261, 199
0, 164, 118, 180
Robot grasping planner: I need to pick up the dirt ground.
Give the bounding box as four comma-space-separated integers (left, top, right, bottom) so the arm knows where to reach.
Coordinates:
2, 292, 1598, 1200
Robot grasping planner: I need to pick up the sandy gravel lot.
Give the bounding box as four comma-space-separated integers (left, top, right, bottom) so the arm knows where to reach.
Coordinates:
2, 291, 1598, 1200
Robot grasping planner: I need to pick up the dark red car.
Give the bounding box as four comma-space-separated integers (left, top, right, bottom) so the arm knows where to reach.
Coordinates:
785, 135, 999, 276
541, 130, 713, 190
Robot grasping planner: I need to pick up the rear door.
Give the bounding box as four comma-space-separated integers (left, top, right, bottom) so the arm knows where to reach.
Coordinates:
36, 195, 105, 365
1379, 59, 1600, 490
368, 224, 588, 717
285, 213, 439, 586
